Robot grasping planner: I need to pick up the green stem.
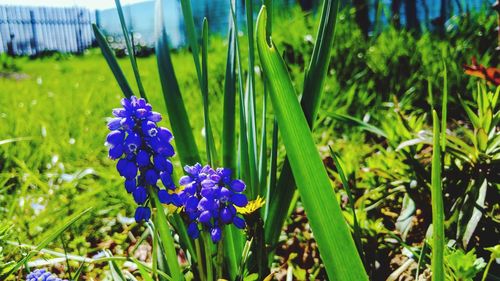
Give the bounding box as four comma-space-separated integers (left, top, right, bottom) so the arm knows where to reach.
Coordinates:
216, 238, 224, 279
481, 254, 494, 281
195, 239, 205, 281
203, 234, 214, 281
431, 110, 444, 281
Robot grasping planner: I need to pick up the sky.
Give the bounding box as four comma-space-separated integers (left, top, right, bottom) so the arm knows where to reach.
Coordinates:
0, 0, 149, 10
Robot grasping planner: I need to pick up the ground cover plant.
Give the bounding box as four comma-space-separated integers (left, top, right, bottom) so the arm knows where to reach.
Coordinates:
0, 0, 499, 280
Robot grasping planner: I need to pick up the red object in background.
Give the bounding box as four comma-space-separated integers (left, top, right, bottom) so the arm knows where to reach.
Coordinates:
463, 57, 500, 86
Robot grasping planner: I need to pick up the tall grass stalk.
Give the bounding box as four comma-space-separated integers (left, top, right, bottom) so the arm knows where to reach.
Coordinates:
256, 6, 367, 280
431, 110, 445, 281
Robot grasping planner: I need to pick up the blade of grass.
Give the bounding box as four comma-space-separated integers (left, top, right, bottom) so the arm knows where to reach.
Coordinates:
179, 0, 202, 84
105, 250, 127, 281
244, 0, 259, 200
1, 208, 91, 279
256, 7, 367, 280
258, 83, 268, 196
203, 233, 214, 281
92, 24, 134, 98
132, 258, 155, 281
329, 147, 364, 263
263, 119, 278, 222
150, 187, 183, 281
265, 0, 340, 248
441, 63, 447, 152
325, 111, 387, 138
221, 2, 244, 279
146, 222, 159, 280
431, 110, 444, 281
222, 13, 237, 172
228, 2, 252, 190
114, 0, 147, 100
154, 0, 200, 166
201, 18, 218, 165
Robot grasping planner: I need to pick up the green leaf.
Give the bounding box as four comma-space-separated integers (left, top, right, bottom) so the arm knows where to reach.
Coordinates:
244, 0, 259, 200
114, 0, 147, 99
265, 0, 340, 248
263, 119, 278, 221
222, 12, 237, 172
461, 178, 488, 248
441, 63, 448, 151
150, 187, 183, 281
92, 24, 134, 98
329, 147, 364, 263
201, 17, 218, 165
0, 208, 91, 279
256, 7, 367, 280
326, 112, 387, 138
221, 3, 243, 279
105, 250, 127, 281
179, 0, 202, 84
132, 258, 155, 281
154, 0, 200, 166
459, 97, 481, 129
431, 110, 444, 281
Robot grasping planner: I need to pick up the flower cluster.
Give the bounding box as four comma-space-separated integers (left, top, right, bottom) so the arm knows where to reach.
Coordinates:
106, 96, 179, 222
178, 163, 248, 243
27, 269, 66, 281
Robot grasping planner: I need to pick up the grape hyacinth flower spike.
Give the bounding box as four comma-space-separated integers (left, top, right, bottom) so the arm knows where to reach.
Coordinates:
26, 269, 67, 281
106, 96, 180, 222
178, 163, 248, 243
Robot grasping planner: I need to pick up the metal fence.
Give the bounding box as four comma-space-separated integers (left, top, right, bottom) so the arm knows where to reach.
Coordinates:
0, 6, 95, 56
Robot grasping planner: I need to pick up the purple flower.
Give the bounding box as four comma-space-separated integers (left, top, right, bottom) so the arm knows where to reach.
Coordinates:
106, 96, 179, 222
26, 269, 66, 281
178, 163, 248, 243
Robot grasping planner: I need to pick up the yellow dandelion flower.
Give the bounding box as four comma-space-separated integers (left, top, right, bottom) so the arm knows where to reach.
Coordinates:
235, 196, 265, 215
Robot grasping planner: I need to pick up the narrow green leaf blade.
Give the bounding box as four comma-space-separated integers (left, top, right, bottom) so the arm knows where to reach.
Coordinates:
441, 63, 448, 151
221, 3, 244, 279
92, 24, 134, 98
326, 112, 387, 138
256, 7, 367, 280
244, 0, 259, 200
180, 0, 202, 84
150, 188, 183, 281
155, 0, 201, 166
222, 16, 237, 172
431, 110, 444, 281
201, 18, 218, 165
265, 0, 340, 248
114, 0, 147, 99
329, 147, 364, 263
1, 208, 91, 279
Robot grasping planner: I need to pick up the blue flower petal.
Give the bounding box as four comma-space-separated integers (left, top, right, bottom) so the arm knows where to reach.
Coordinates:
106, 130, 125, 146
160, 171, 175, 189
210, 227, 222, 242
136, 150, 150, 167
154, 155, 172, 172
187, 222, 199, 239
145, 169, 159, 185
231, 193, 248, 207
107, 118, 122, 130
230, 179, 246, 192
199, 210, 212, 225
220, 207, 233, 224
233, 216, 246, 229
125, 178, 136, 193
108, 144, 124, 159
133, 186, 148, 204
135, 206, 151, 222
179, 175, 193, 186
158, 189, 172, 204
